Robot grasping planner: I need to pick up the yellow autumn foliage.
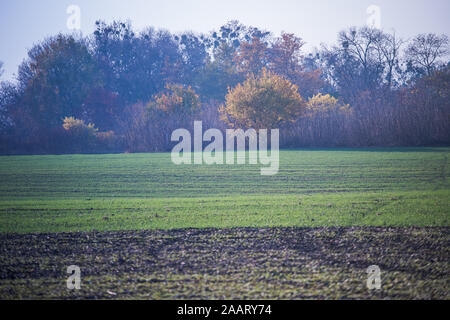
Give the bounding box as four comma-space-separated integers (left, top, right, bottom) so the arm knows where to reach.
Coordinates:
62, 117, 97, 135
220, 69, 305, 129
305, 93, 351, 117
148, 84, 200, 115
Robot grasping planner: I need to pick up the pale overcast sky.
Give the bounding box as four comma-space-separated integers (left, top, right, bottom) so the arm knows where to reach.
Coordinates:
0, 0, 449, 81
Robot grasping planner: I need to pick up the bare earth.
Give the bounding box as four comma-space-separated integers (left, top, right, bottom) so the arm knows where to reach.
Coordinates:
0, 227, 448, 299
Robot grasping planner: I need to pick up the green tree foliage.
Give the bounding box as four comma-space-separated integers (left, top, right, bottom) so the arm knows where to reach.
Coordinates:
93, 21, 184, 104
0, 82, 17, 133
16, 34, 98, 130
198, 42, 242, 100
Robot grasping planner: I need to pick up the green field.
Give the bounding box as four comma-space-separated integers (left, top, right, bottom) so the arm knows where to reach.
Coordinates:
1, 148, 449, 299
0, 148, 449, 233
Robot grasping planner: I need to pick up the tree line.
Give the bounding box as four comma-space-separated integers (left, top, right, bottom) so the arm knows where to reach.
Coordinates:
0, 20, 448, 154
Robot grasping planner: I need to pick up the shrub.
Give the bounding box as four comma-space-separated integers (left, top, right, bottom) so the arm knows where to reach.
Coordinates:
147, 84, 200, 115
305, 93, 350, 117
281, 94, 352, 147
95, 130, 120, 152
123, 85, 201, 152
63, 116, 97, 136
62, 117, 98, 152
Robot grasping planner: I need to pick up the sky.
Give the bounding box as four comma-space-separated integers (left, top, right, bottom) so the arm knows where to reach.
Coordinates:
0, 0, 449, 81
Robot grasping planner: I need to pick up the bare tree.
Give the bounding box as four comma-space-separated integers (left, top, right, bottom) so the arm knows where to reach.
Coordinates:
406, 33, 448, 76
0, 61, 4, 78
375, 32, 404, 88
338, 27, 385, 89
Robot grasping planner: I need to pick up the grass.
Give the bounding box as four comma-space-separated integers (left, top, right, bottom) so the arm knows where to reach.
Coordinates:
1, 191, 449, 233
0, 148, 449, 233
0, 148, 449, 299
